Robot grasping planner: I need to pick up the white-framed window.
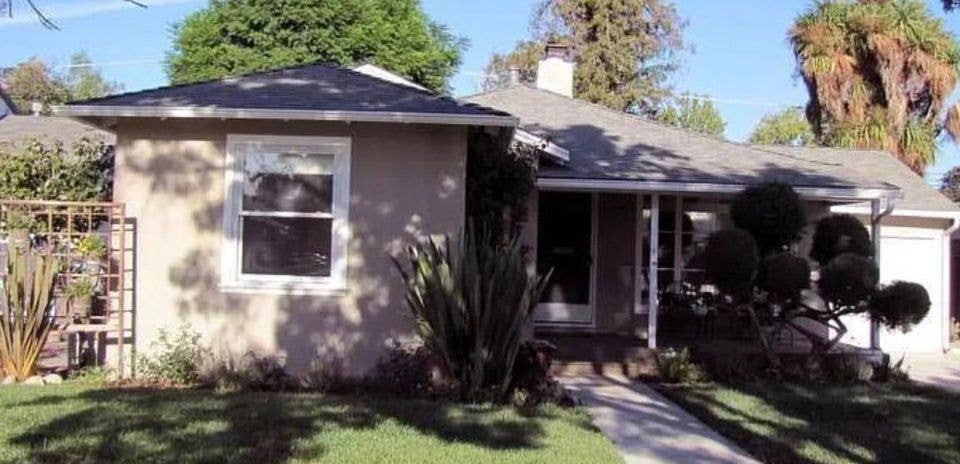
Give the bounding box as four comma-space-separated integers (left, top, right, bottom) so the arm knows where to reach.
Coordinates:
220, 134, 351, 295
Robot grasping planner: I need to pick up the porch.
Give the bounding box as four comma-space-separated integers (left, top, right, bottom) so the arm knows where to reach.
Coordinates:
529, 186, 894, 352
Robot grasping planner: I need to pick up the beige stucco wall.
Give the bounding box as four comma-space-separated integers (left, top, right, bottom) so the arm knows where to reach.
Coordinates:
114, 118, 467, 376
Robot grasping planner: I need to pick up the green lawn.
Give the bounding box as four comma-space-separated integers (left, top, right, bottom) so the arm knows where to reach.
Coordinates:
0, 384, 622, 464
659, 380, 960, 464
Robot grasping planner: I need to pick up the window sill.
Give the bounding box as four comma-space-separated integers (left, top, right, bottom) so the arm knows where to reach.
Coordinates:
219, 281, 348, 297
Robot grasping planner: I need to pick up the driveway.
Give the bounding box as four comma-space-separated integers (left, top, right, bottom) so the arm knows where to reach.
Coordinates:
902, 352, 960, 394
560, 373, 759, 464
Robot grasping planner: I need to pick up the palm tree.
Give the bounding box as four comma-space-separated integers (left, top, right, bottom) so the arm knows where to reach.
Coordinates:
790, 0, 960, 173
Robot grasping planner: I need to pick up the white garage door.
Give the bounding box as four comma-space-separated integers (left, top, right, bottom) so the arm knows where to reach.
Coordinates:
878, 233, 945, 353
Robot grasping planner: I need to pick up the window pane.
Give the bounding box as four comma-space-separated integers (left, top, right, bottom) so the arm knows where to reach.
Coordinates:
241, 216, 332, 277
243, 153, 334, 213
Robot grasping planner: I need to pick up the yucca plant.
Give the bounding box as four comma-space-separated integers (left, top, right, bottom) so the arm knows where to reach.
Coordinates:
0, 245, 61, 381
393, 225, 550, 401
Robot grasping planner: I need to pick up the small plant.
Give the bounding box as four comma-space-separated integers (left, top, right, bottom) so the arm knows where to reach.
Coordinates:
872, 354, 910, 384
137, 325, 207, 386
656, 347, 708, 384
304, 354, 347, 393
3, 211, 37, 242
64, 278, 97, 298
68, 365, 113, 385
76, 235, 107, 259
0, 246, 61, 381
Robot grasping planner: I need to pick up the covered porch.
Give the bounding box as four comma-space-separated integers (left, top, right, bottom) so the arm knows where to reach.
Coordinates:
528, 182, 899, 353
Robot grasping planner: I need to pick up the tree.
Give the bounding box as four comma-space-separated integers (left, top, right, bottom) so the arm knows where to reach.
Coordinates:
748, 107, 815, 146
482, 0, 686, 114
1, 59, 68, 113
939, 165, 960, 202
730, 182, 806, 255
64, 52, 121, 101
789, 0, 960, 174
480, 41, 543, 91
0, 0, 144, 30
655, 94, 726, 136
166, 0, 465, 94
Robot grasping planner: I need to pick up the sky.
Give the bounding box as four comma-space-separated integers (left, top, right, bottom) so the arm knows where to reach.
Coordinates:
3, 0, 960, 185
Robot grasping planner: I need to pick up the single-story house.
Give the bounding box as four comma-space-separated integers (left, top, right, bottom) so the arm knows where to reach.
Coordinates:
0, 113, 115, 148
53, 49, 958, 376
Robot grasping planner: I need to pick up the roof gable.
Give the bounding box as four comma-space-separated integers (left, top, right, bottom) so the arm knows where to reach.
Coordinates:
55, 63, 515, 126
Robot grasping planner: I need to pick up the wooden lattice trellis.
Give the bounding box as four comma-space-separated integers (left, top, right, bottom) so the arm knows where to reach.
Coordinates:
0, 200, 129, 376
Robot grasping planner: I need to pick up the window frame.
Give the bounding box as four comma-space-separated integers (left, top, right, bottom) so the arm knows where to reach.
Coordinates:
220, 134, 351, 295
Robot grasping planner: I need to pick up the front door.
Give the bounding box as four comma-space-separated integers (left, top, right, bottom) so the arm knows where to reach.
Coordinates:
534, 191, 594, 325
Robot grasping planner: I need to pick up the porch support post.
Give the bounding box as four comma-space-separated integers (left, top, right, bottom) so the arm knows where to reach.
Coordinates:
869, 199, 882, 350
648, 194, 660, 348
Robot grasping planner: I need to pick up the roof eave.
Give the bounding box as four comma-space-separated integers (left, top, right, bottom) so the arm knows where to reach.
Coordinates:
52, 105, 519, 127
536, 177, 902, 202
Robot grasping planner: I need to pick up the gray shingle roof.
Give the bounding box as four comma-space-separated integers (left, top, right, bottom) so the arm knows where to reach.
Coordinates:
465, 86, 958, 211
0, 115, 115, 148
753, 145, 959, 212
68, 63, 510, 118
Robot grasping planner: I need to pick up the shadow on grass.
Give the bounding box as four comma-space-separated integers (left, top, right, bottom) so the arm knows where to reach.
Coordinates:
9, 388, 560, 464
659, 380, 960, 464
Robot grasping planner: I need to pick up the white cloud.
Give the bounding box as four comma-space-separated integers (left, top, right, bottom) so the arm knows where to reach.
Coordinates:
0, 0, 201, 28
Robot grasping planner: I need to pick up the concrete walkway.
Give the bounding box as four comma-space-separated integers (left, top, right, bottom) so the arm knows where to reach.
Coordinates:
560, 373, 759, 464
902, 352, 960, 394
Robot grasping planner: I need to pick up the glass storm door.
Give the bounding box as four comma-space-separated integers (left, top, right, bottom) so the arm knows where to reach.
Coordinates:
534, 191, 594, 325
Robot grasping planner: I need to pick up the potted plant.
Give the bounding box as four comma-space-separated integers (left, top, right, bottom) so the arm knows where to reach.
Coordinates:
4, 211, 36, 248
64, 278, 97, 322
76, 235, 106, 275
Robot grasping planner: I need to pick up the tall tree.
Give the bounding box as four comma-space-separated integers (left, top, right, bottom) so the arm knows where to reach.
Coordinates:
480, 40, 543, 91
940, 165, 960, 202
749, 107, 816, 146
655, 94, 726, 136
166, 0, 465, 94
790, 0, 960, 174
0, 58, 68, 113
482, 0, 685, 114
64, 52, 121, 101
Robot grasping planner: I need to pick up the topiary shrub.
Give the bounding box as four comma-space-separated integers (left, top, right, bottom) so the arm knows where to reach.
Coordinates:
757, 252, 810, 302
819, 253, 879, 307
703, 228, 759, 300
871, 281, 931, 330
810, 214, 873, 264
730, 182, 806, 255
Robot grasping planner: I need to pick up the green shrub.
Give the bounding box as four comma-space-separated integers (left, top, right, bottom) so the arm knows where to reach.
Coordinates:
819, 253, 879, 307
656, 347, 707, 383
872, 354, 910, 384
810, 214, 873, 264
0, 138, 111, 202
757, 252, 810, 302
871, 281, 931, 330
393, 225, 550, 401
703, 228, 759, 300
68, 365, 113, 385
137, 325, 206, 386
730, 182, 806, 254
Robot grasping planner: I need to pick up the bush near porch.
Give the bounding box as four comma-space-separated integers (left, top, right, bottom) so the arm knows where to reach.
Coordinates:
0, 384, 622, 464
659, 379, 960, 464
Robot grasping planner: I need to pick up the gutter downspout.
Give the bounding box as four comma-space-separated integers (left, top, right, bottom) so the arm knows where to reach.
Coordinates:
869, 197, 896, 350
942, 216, 960, 353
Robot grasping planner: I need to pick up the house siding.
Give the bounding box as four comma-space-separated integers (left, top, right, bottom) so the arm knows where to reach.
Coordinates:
113, 118, 467, 376
595, 193, 639, 333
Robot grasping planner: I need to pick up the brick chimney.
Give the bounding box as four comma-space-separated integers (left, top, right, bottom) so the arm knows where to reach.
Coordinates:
536, 44, 574, 97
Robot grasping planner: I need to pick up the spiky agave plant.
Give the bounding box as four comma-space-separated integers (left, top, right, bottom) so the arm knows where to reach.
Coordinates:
393, 225, 550, 400
790, 0, 960, 173
0, 246, 61, 381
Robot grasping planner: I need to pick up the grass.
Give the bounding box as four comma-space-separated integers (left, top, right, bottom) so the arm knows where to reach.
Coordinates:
0, 384, 622, 464
659, 379, 960, 464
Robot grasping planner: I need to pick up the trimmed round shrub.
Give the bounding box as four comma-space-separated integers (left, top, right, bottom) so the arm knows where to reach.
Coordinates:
757, 252, 811, 301
810, 214, 873, 264
703, 228, 759, 300
818, 253, 879, 307
730, 182, 806, 255
871, 281, 931, 331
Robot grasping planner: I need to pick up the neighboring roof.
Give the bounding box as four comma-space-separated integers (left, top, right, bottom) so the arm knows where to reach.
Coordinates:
757, 145, 960, 213
465, 86, 900, 200
0, 87, 15, 119
54, 63, 516, 127
0, 115, 115, 148
351, 64, 428, 91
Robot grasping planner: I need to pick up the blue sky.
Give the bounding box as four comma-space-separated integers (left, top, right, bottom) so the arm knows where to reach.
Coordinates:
2, 0, 959, 184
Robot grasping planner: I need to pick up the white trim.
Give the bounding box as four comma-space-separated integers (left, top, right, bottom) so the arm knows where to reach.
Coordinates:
648, 194, 660, 349
53, 105, 519, 127
943, 233, 952, 352
537, 177, 900, 202
220, 134, 352, 295
514, 129, 570, 164
832, 204, 960, 221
